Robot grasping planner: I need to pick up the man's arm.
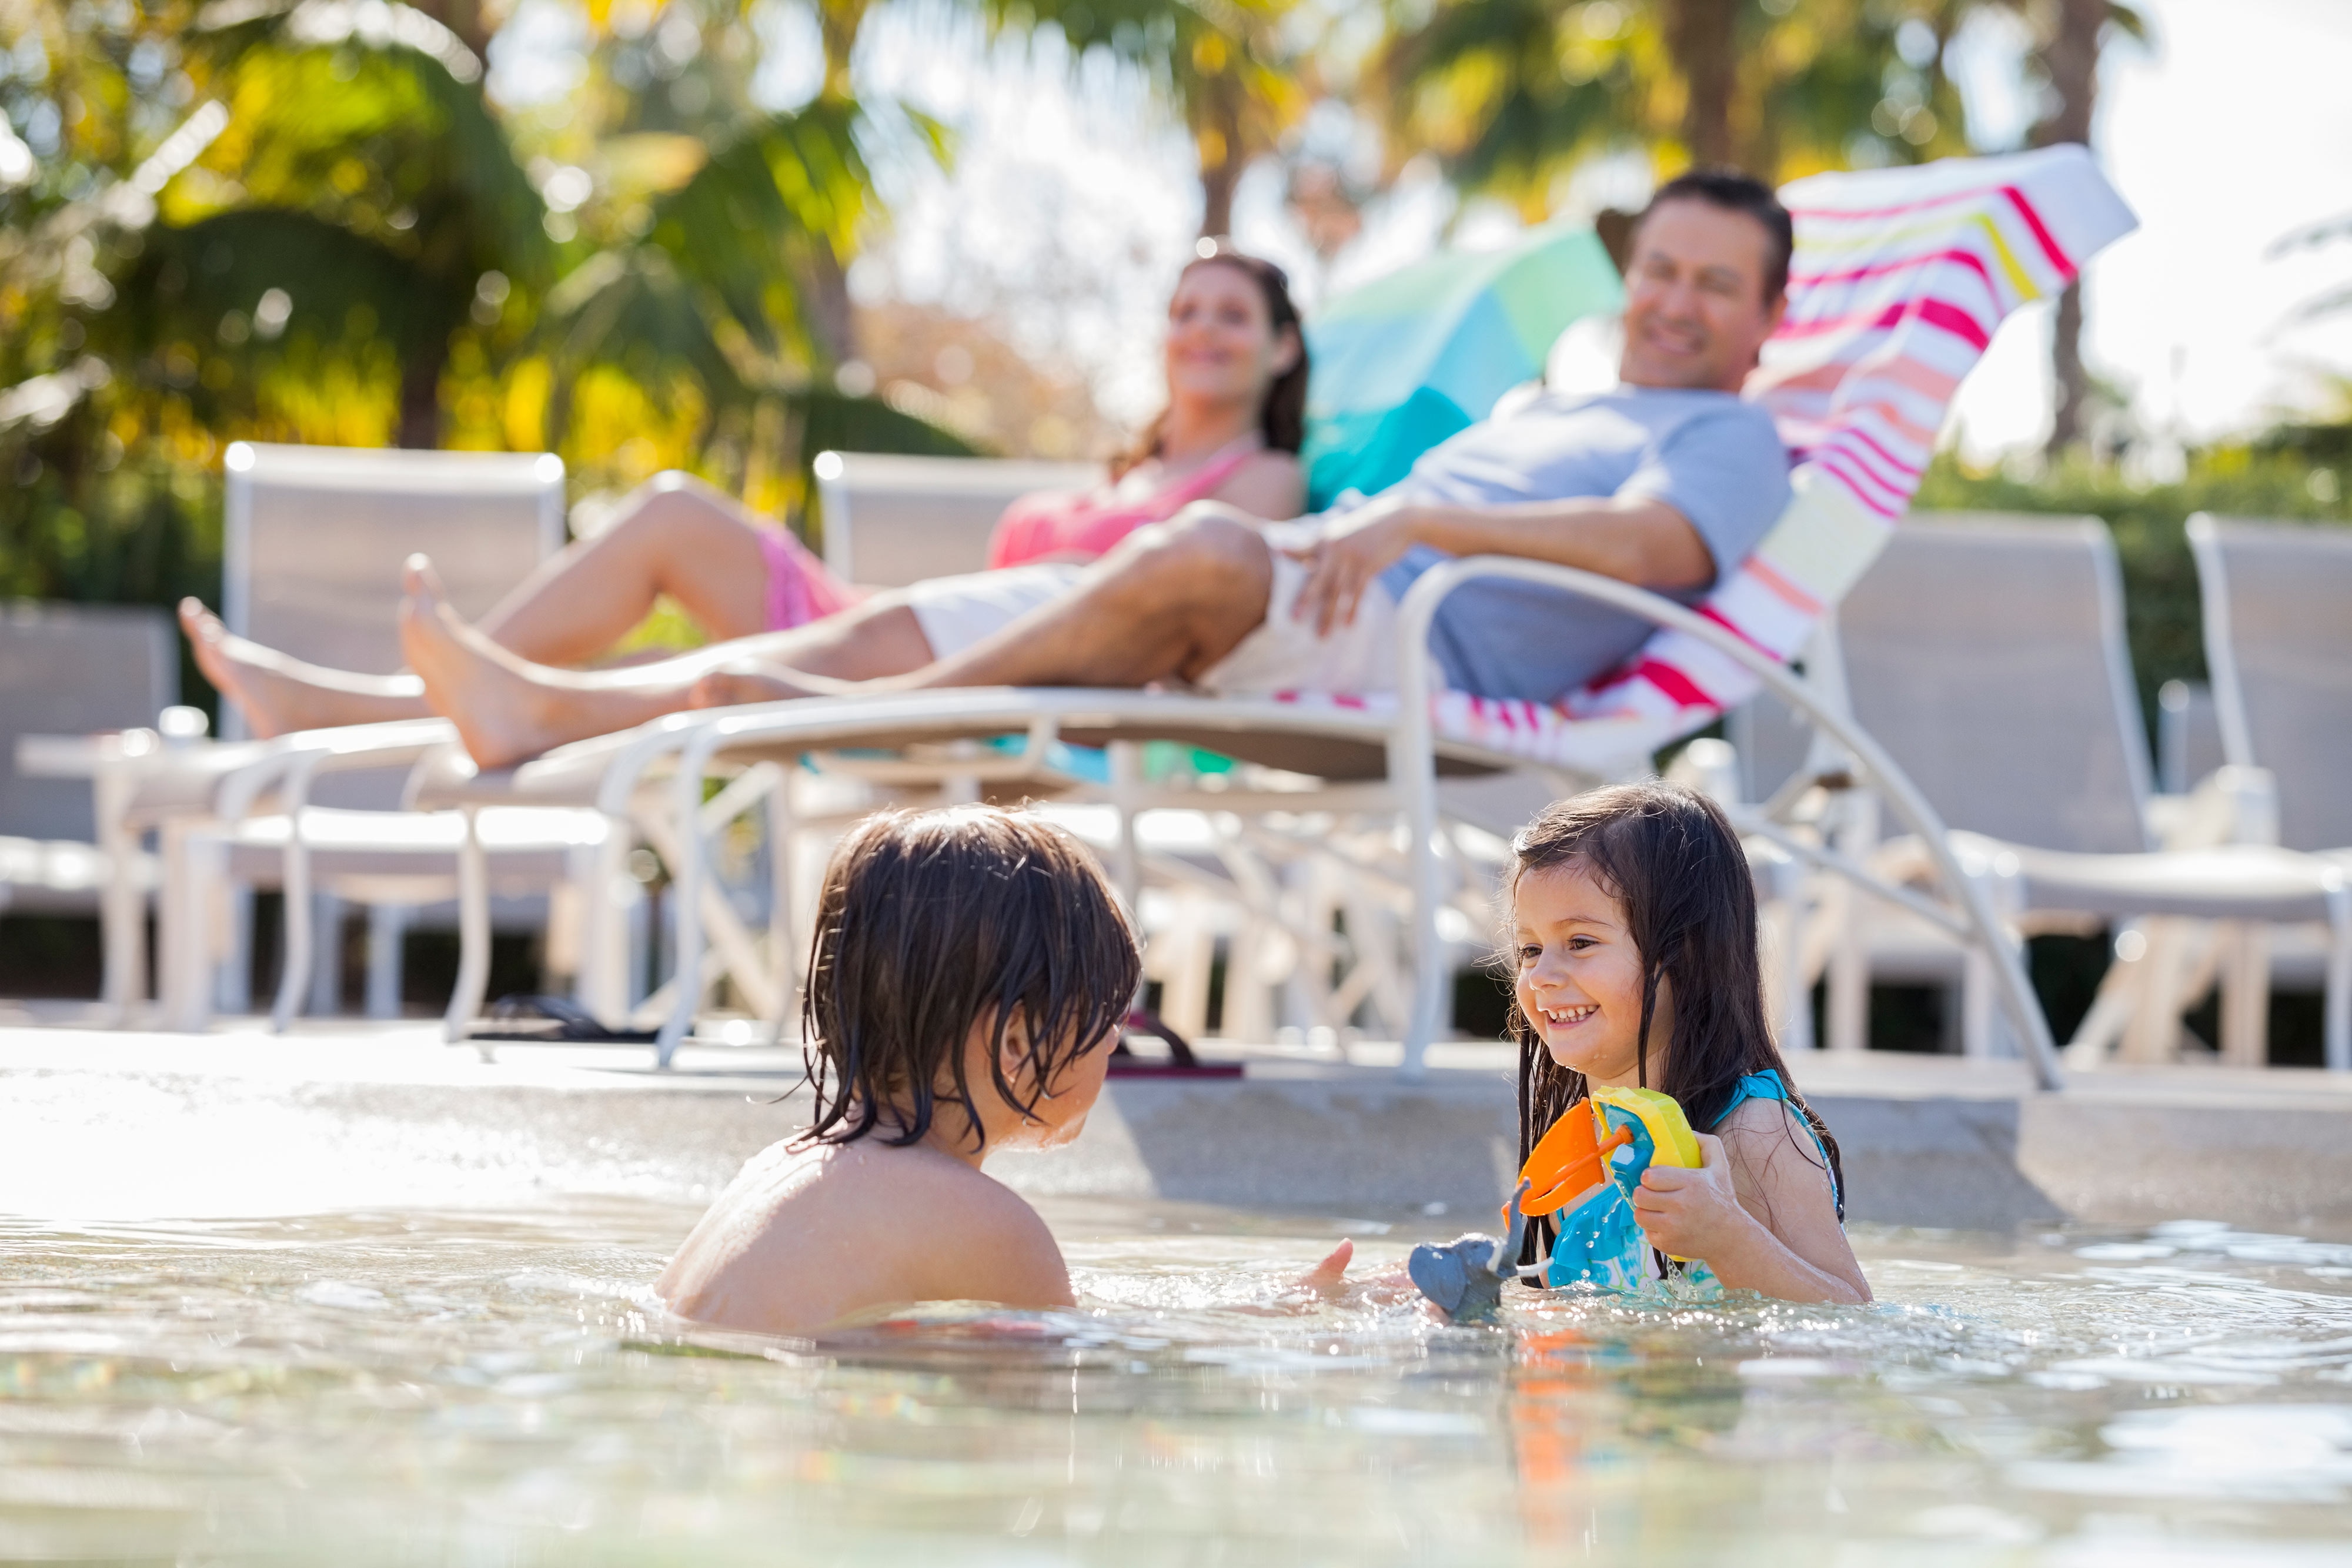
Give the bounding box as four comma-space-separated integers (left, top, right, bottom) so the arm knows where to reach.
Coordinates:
1288, 492, 1713, 637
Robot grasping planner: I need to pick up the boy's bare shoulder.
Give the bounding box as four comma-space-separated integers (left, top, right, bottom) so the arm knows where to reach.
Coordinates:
897, 1152, 1072, 1306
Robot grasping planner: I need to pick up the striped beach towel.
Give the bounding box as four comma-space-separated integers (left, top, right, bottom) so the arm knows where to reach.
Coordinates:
1399, 145, 2138, 771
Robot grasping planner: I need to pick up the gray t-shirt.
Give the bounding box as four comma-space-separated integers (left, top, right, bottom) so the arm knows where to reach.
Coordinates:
1371, 385, 1791, 702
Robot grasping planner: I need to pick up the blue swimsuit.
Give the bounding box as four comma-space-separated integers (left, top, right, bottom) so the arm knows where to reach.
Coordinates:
1544, 1069, 1839, 1296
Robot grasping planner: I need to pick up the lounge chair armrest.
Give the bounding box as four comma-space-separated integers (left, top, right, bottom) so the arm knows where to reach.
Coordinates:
2148, 764, 2279, 852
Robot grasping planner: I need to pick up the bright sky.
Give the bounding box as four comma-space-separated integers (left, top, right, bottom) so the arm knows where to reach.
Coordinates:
494, 0, 2352, 456
1948, 0, 2352, 460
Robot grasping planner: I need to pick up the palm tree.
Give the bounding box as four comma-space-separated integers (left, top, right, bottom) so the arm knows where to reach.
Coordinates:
1368, 0, 1977, 215
2024, 0, 2146, 456
141, 0, 551, 449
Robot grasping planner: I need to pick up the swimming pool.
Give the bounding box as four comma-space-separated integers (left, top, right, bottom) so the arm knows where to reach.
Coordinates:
5, 1195, 2350, 1565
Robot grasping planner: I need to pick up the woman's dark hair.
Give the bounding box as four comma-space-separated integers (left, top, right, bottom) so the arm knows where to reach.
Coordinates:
1506, 781, 1842, 1268
1110, 243, 1308, 480
797, 805, 1141, 1153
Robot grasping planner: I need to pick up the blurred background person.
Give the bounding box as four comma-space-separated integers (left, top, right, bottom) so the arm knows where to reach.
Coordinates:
178, 246, 1307, 738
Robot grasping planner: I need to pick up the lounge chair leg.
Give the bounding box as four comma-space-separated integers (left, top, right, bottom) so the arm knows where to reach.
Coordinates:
2216, 921, 2270, 1068
2063, 930, 2143, 1068
215, 884, 254, 1017
2326, 885, 2351, 1074
766, 782, 799, 1045
96, 767, 143, 1026
2119, 918, 2191, 1064
444, 808, 491, 1049
365, 904, 407, 1020
306, 892, 346, 1019
1824, 790, 1875, 1054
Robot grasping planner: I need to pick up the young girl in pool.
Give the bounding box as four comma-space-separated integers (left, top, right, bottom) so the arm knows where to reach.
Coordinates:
658, 806, 1149, 1335
1507, 783, 1870, 1305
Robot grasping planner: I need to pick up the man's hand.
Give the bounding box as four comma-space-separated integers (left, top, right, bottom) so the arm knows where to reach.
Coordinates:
1286, 499, 1422, 636
1629, 1134, 1760, 1263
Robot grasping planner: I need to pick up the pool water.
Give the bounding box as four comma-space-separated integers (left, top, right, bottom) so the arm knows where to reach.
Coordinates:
4, 1199, 2352, 1566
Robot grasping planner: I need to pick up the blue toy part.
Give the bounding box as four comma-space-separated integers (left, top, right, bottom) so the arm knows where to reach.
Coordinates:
1542, 1089, 1706, 1293
1545, 1182, 1652, 1292
1596, 1099, 1658, 1203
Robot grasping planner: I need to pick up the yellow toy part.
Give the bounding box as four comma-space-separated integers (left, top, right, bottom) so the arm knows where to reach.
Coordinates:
1589, 1085, 1702, 1170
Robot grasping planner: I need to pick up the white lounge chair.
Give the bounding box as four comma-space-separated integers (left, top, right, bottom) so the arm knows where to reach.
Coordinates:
210, 440, 573, 1016
23, 445, 614, 1031
0, 601, 178, 1011
813, 451, 1098, 587
2189, 514, 2352, 1065
1766, 514, 2349, 1068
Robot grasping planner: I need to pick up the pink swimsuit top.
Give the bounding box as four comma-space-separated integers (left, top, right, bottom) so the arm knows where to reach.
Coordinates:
985, 447, 1255, 570
757, 446, 1257, 633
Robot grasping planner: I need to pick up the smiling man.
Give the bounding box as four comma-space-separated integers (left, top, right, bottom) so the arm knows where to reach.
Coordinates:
382, 170, 1796, 768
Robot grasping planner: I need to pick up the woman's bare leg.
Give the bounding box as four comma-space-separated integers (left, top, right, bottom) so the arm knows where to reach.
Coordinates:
478, 473, 776, 664
403, 506, 1275, 767
186, 472, 797, 735
400, 556, 937, 767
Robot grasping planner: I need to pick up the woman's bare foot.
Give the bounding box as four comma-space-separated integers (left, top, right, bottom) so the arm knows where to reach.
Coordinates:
179, 599, 429, 737
687, 663, 823, 709
398, 557, 613, 768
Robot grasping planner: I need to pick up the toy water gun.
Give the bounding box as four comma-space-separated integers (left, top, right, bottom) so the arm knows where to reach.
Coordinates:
1408, 1089, 1707, 1318
1528, 1088, 1703, 1288
1516, 1086, 1702, 1221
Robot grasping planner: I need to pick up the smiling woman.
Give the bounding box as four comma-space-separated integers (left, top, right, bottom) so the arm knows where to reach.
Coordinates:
179, 245, 1310, 744
983, 243, 1309, 567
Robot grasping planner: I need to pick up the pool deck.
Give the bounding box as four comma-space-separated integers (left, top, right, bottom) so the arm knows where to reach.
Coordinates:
5, 1012, 2351, 1232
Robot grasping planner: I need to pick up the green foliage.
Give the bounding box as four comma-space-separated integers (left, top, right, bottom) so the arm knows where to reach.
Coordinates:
1371, 0, 1979, 209
1916, 440, 2352, 726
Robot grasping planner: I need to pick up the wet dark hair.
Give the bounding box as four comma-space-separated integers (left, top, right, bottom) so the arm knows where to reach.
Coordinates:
1506, 781, 1842, 1269
1636, 167, 1794, 305
797, 805, 1141, 1153
1111, 242, 1308, 480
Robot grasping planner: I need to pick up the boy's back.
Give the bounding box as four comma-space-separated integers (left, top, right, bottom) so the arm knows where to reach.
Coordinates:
653, 806, 1137, 1338
660, 1136, 1075, 1335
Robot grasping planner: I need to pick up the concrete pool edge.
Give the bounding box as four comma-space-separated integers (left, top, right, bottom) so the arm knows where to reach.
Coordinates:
4, 1024, 2351, 1232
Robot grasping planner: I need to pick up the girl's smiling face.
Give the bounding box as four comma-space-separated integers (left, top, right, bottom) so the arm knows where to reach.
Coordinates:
1513, 860, 1675, 1088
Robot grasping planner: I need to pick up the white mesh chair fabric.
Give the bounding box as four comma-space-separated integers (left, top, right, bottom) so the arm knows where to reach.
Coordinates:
2190, 516, 2352, 853
225, 442, 564, 690
1839, 514, 2154, 855
1, 601, 176, 845
2157, 679, 2227, 797
813, 453, 1100, 588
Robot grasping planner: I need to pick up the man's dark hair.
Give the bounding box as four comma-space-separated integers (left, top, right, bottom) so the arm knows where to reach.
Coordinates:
799, 805, 1140, 1153
1637, 167, 1794, 305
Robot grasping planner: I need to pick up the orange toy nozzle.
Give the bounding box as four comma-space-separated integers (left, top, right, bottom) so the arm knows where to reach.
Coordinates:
1514, 1106, 1636, 1219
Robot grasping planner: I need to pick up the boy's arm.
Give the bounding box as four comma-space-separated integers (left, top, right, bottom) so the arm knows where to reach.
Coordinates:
1631, 1103, 1872, 1304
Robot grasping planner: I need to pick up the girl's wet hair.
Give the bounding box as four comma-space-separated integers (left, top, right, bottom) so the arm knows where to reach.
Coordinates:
799, 806, 1141, 1152
1506, 781, 1844, 1268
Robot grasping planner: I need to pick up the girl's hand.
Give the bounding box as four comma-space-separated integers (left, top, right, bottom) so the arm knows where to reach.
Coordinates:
1630, 1134, 1762, 1262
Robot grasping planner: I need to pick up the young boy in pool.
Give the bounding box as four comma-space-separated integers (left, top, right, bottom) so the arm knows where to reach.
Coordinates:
659, 805, 1145, 1335
1506, 783, 1870, 1304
